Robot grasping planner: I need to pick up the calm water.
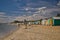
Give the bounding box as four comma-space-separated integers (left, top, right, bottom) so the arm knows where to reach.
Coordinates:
0, 23, 17, 38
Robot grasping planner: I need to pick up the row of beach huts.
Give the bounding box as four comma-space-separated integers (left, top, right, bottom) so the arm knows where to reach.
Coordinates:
28, 17, 60, 26
12, 16, 60, 26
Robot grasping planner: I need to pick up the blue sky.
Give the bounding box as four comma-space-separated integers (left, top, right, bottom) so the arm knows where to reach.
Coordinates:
0, 0, 60, 23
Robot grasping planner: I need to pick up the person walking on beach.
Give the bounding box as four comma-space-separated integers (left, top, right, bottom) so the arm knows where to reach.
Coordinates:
24, 19, 28, 29
17, 23, 20, 27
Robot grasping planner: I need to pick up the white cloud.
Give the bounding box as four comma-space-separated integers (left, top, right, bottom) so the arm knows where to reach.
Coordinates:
0, 12, 5, 16
15, 14, 46, 21
14, 7, 60, 21
26, 0, 53, 8
15, 0, 53, 11
24, 7, 47, 11
0, 12, 16, 23
57, 1, 60, 6
0, 12, 8, 23
17, 7, 47, 15
0, 12, 6, 17
7, 0, 60, 21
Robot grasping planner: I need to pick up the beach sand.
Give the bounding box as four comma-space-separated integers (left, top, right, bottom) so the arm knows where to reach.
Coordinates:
1, 25, 60, 40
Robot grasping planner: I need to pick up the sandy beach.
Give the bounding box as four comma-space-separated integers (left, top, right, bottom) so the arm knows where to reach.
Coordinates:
1, 25, 60, 40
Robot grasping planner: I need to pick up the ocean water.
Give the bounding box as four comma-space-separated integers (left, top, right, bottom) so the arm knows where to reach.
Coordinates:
0, 23, 17, 38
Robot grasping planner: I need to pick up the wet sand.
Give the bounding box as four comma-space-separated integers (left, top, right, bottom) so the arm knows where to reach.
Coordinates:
1, 25, 60, 40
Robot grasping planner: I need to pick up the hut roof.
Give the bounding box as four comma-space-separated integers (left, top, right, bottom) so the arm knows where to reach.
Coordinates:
53, 17, 60, 19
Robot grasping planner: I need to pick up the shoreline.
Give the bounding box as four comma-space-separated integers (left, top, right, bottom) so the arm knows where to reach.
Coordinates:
0, 25, 20, 40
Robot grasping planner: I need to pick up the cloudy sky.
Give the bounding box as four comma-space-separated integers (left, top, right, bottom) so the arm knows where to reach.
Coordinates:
0, 0, 60, 23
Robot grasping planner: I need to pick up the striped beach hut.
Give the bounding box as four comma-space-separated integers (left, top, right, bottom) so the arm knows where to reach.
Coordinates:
47, 18, 53, 26
46, 17, 60, 26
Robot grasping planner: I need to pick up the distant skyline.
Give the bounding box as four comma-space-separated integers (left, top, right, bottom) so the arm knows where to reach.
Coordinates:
0, 0, 60, 23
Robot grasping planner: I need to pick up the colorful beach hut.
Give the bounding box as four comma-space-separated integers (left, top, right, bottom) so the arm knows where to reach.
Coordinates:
41, 20, 46, 25
47, 18, 53, 26
46, 17, 60, 26
53, 17, 60, 26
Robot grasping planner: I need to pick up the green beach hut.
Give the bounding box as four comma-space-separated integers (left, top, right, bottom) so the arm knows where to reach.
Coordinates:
53, 17, 60, 26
